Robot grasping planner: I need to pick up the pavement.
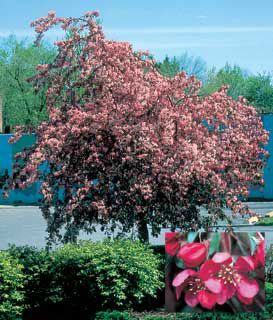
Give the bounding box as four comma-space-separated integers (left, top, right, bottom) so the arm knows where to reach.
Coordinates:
0, 203, 273, 250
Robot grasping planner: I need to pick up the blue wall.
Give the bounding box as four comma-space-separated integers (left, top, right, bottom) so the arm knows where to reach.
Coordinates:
0, 136, 12, 176
249, 114, 273, 199
0, 134, 41, 205
1, 115, 273, 204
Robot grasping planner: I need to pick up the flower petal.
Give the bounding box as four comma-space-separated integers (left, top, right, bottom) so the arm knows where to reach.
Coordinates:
172, 269, 198, 287
236, 275, 259, 299
237, 292, 254, 305
216, 282, 236, 305
200, 260, 220, 281
212, 252, 232, 265
225, 283, 236, 299
176, 284, 184, 300
204, 277, 223, 294
216, 290, 228, 305
197, 290, 217, 310
185, 291, 199, 308
234, 256, 255, 272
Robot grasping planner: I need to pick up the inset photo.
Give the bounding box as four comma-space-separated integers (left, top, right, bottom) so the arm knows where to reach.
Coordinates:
165, 232, 265, 313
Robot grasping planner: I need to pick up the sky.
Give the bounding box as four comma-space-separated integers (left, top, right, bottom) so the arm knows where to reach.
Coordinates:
1, 0, 273, 73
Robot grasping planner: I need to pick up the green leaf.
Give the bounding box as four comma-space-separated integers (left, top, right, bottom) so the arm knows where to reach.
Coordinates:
209, 233, 221, 256
187, 232, 198, 243
179, 305, 203, 313
250, 237, 257, 255
175, 257, 185, 269
248, 232, 257, 237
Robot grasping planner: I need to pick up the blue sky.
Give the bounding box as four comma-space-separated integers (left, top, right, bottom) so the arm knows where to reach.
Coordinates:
1, 0, 273, 73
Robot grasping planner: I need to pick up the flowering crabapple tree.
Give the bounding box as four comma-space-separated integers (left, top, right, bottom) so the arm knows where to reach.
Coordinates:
5, 10, 268, 244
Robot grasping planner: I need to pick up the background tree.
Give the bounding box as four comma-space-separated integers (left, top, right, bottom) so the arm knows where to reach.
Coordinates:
0, 36, 55, 130
155, 56, 180, 78
200, 63, 247, 98
6, 11, 268, 245
201, 64, 273, 113
243, 73, 273, 113
156, 52, 208, 82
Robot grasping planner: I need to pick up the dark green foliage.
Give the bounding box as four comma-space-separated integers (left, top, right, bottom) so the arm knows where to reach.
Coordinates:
0, 251, 25, 320
95, 311, 133, 320
142, 316, 175, 320
94, 312, 177, 320
266, 245, 273, 282
265, 282, 273, 318
7, 245, 54, 311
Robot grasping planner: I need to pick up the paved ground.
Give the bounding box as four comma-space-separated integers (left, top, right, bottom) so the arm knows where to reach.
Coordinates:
0, 203, 273, 250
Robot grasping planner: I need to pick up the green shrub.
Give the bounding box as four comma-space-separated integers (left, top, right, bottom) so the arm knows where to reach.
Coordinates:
7, 245, 55, 311
95, 310, 134, 320
51, 239, 164, 312
0, 251, 25, 320
266, 245, 273, 282
264, 282, 273, 319
94, 312, 178, 320
143, 316, 175, 320
256, 216, 273, 226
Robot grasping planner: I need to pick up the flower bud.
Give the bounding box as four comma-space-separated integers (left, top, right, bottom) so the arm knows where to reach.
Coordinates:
177, 242, 207, 267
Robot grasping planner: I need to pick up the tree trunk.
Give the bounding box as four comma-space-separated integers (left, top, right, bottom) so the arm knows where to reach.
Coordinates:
137, 219, 149, 243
